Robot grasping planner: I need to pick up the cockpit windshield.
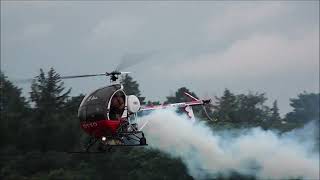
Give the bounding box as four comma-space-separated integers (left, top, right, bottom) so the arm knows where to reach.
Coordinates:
109, 91, 125, 120
78, 85, 123, 122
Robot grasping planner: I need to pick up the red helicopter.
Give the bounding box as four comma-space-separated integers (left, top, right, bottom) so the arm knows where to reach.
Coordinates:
55, 70, 212, 153
14, 53, 213, 153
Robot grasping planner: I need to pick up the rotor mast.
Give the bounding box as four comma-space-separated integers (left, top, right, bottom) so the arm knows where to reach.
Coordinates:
107, 71, 121, 85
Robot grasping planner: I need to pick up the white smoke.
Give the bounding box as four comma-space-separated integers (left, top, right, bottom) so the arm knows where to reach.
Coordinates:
138, 109, 319, 180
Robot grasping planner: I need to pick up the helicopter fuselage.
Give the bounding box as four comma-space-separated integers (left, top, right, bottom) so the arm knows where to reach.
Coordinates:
77, 84, 143, 148
78, 84, 128, 134
80, 119, 124, 138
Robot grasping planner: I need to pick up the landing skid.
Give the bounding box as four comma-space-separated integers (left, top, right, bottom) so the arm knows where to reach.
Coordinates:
69, 131, 147, 153
68, 144, 148, 154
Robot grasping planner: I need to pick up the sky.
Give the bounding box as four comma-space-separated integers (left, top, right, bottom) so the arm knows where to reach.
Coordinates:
1, 1, 319, 116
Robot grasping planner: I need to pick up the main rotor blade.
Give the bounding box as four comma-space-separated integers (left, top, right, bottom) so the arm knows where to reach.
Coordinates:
116, 52, 153, 71
12, 78, 34, 84
12, 73, 107, 84
60, 73, 106, 79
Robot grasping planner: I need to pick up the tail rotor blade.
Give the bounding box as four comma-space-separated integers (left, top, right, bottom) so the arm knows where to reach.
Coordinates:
202, 104, 217, 122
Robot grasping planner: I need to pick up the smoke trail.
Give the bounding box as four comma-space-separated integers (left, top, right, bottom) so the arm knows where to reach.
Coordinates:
138, 109, 319, 180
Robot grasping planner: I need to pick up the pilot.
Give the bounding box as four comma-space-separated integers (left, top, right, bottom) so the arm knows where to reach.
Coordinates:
110, 92, 125, 119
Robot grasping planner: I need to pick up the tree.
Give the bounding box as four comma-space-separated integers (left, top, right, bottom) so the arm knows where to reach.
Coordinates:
213, 90, 271, 126
30, 68, 72, 152
286, 92, 320, 124
213, 89, 238, 122
121, 74, 145, 105
63, 94, 86, 150
0, 72, 29, 150
65, 94, 85, 114
270, 100, 281, 122
165, 87, 198, 104
30, 68, 71, 111
236, 92, 269, 124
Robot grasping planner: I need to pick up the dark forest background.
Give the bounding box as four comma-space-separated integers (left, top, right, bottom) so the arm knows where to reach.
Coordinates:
0, 68, 319, 180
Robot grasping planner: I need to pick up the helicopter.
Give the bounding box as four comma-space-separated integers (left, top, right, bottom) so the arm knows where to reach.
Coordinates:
55, 70, 212, 153
15, 56, 213, 152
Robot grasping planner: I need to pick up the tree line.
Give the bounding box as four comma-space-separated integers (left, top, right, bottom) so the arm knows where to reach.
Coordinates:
0, 68, 319, 180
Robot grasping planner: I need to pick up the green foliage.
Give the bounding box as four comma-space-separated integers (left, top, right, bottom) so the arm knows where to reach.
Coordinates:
0, 72, 30, 149
213, 89, 238, 123
165, 87, 198, 104
1, 69, 318, 180
286, 92, 320, 123
30, 68, 71, 111
270, 100, 281, 122
236, 92, 269, 124
29, 68, 74, 152
212, 89, 271, 127
0, 69, 194, 180
121, 74, 145, 105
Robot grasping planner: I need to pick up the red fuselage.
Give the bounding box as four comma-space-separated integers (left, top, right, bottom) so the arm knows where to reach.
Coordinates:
80, 119, 125, 138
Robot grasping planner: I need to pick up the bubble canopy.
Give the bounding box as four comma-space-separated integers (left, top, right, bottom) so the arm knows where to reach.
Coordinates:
78, 84, 126, 122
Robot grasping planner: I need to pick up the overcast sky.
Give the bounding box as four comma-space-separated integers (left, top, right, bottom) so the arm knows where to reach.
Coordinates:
1, 1, 319, 115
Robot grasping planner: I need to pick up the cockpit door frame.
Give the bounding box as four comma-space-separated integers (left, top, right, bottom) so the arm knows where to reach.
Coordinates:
106, 89, 127, 120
